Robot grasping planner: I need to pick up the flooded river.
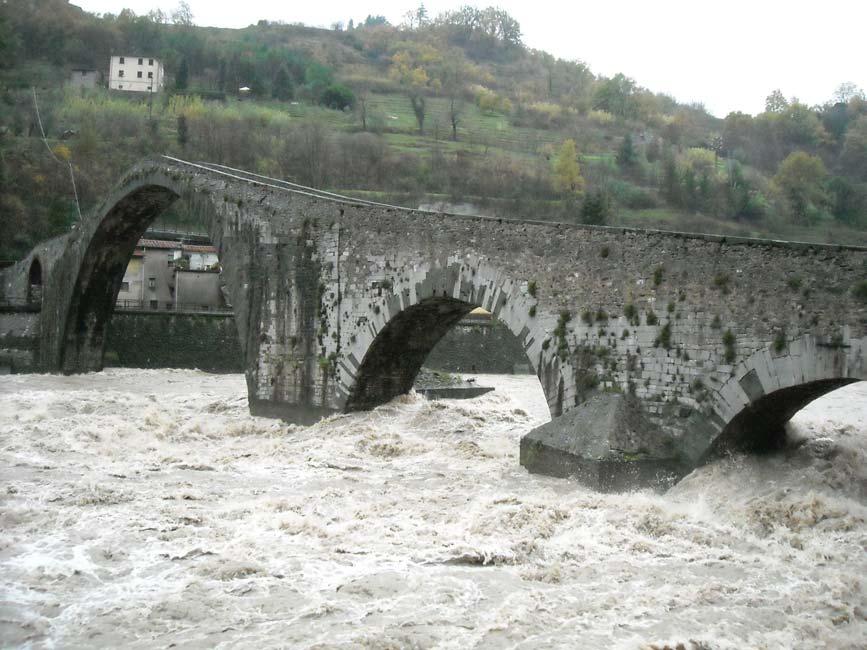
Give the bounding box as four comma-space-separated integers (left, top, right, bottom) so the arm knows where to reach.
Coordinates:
1, 370, 865, 648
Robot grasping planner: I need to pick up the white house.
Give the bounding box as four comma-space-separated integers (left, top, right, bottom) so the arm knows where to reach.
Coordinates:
108, 55, 164, 93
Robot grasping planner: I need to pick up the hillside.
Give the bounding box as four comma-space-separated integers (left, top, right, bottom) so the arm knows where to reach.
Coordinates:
1, 0, 866, 262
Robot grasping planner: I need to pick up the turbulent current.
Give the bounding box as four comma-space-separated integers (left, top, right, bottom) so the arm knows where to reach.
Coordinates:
1, 370, 865, 649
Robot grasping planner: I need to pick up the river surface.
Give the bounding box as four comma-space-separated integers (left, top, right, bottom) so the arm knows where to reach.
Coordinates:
1, 370, 865, 649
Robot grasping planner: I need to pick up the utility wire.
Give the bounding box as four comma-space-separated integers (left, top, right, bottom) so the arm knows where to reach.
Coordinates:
32, 87, 83, 222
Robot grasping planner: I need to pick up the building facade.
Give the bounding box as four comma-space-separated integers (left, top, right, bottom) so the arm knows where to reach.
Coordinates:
68, 68, 100, 89
108, 55, 164, 93
115, 238, 225, 312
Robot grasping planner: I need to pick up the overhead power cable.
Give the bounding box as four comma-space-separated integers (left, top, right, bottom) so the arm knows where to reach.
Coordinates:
32, 87, 83, 222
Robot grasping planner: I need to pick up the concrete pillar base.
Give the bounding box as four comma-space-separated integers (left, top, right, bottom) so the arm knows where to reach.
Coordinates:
519, 393, 687, 492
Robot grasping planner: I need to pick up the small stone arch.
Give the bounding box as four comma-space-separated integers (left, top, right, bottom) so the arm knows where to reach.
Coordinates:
27, 257, 43, 305
699, 333, 866, 460
337, 259, 563, 414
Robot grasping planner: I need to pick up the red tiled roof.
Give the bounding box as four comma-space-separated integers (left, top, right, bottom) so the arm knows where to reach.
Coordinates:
134, 239, 217, 254
137, 238, 180, 250
182, 244, 218, 254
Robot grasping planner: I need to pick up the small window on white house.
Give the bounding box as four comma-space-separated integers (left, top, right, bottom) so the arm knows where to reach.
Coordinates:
148, 277, 156, 290
147, 87, 152, 91
148, 71, 153, 79
138, 58, 143, 65
137, 71, 142, 78
149, 300, 158, 309
149, 58, 154, 65
118, 84, 123, 89
119, 56, 125, 64
118, 69, 124, 77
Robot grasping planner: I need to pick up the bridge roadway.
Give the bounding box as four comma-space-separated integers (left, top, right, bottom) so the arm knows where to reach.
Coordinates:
1, 156, 865, 490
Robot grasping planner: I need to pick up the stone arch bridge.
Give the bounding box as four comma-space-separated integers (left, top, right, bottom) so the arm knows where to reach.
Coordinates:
1, 157, 865, 489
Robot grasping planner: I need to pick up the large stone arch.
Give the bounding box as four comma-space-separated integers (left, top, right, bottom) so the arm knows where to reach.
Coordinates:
335, 259, 567, 415
686, 333, 867, 463
38, 161, 259, 382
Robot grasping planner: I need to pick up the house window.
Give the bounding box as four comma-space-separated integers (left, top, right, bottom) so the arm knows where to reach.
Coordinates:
138, 58, 143, 65
137, 71, 142, 78
119, 56, 125, 64
120, 281, 129, 291
118, 84, 123, 89
147, 87, 152, 91
149, 300, 158, 310
149, 58, 154, 66
147, 71, 153, 79
118, 69, 124, 77
148, 277, 156, 290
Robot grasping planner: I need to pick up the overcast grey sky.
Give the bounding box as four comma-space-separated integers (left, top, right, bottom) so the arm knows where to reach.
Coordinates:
73, 0, 867, 117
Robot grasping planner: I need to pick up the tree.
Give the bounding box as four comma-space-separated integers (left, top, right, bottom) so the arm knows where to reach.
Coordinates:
580, 189, 610, 225
403, 4, 429, 29
390, 46, 442, 134
833, 82, 865, 104
616, 133, 637, 167
363, 15, 389, 27
355, 86, 370, 131
842, 115, 867, 180
828, 176, 866, 225
320, 84, 355, 110
171, 1, 194, 26
435, 6, 523, 58
722, 111, 754, 158
552, 139, 585, 194
779, 102, 826, 148
440, 52, 468, 141
304, 61, 334, 101
774, 151, 828, 223
175, 57, 189, 91
765, 89, 789, 113
272, 64, 294, 101
177, 115, 188, 148
593, 73, 637, 119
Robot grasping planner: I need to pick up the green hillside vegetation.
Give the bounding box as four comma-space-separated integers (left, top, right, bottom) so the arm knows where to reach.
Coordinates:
1, 0, 866, 262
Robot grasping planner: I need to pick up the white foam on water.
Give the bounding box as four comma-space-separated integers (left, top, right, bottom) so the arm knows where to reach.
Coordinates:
1, 369, 865, 648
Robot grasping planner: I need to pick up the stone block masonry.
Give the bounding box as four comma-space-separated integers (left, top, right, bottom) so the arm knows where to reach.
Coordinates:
1, 156, 864, 488
103, 312, 243, 372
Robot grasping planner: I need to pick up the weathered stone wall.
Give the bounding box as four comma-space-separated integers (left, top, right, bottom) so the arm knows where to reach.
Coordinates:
104, 312, 242, 372
425, 320, 531, 373
0, 311, 40, 373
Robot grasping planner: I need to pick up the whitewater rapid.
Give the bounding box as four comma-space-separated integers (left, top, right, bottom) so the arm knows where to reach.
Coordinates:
1, 370, 865, 649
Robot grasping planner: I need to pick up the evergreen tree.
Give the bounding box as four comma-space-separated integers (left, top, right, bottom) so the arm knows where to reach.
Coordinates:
175, 57, 189, 91
177, 115, 188, 148
616, 133, 637, 167
580, 189, 610, 225
272, 65, 294, 101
